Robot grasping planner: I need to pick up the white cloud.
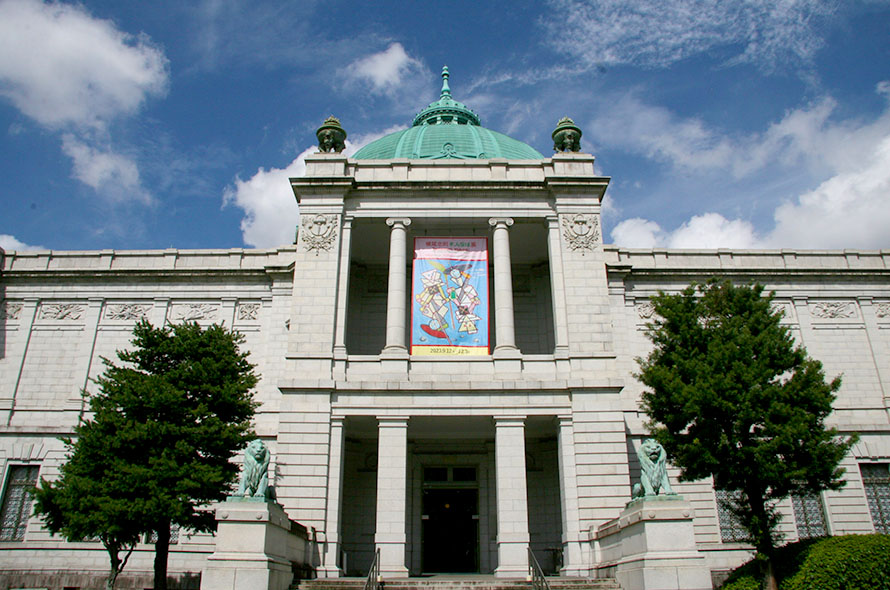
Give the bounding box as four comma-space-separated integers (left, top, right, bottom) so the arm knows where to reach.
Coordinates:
766, 135, 890, 249
343, 43, 426, 96
612, 214, 760, 249
61, 135, 151, 204
0, 0, 168, 129
0, 234, 44, 251
223, 147, 312, 248
543, 0, 837, 72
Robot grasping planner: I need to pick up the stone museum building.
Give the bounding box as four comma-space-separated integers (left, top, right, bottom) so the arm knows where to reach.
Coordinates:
1, 69, 889, 589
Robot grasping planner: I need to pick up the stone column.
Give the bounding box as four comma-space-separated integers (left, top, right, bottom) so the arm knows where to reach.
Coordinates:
375, 417, 409, 577
494, 416, 530, 577
383, 218, 411, 356
320, 417, 346, 577
556, 415, 585, 575
546, 216, 570, 359
333, 216, 354, 363
489, 218, 519, 357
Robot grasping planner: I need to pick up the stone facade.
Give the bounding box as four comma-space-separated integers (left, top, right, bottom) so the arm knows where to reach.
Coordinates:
1, 151, 889, 588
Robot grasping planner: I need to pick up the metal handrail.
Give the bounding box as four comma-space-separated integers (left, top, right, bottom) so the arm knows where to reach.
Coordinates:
528, 547, 552, 590
364, 548, 381, 590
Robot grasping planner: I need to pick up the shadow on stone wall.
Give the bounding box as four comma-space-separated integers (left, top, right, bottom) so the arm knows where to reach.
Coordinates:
0, 570, 201, 590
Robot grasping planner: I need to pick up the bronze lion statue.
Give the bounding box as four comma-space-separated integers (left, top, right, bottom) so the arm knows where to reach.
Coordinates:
237, 439, 270, 499
632, 438, 676, 498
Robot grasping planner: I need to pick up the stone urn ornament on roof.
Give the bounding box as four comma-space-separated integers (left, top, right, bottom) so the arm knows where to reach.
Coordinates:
316, 115, 347, 153
552, 116, 582, 153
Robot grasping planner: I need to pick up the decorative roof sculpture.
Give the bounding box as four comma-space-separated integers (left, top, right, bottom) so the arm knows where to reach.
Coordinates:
552, 117, 582, 152
316, 116, 347, 153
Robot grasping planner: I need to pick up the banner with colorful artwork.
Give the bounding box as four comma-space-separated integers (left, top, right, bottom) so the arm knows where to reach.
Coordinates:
411, 237, 489, 356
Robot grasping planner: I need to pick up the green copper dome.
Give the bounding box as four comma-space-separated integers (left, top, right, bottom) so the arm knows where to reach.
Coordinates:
353, 67, 544, 161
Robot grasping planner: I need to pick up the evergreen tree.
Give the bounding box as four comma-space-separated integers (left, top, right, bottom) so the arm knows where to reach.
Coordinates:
637, 279, 856, 588
34, 320, 259, 590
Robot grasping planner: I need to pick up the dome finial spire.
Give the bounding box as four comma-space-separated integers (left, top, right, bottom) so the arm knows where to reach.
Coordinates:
440, 65, 451, 97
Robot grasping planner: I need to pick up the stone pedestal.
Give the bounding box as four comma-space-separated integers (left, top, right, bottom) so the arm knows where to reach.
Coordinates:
596, 496, 711, 590
201, 499, 312, 590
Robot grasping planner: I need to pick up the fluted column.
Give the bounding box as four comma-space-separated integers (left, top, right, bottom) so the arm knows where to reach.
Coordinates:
489, 218, 518, 356
383, 218, 411, 355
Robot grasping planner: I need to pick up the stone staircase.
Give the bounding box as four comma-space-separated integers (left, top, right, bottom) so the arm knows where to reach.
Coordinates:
296, 576, 621, 590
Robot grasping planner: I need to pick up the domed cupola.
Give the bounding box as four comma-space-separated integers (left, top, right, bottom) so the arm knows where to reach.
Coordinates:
352, 67, 544, 160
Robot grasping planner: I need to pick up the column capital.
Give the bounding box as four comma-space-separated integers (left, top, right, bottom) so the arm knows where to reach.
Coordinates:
488, 217, 514, 229
493, 415, 526, 426
386, 217, 412, 228
377, 415, 410, 427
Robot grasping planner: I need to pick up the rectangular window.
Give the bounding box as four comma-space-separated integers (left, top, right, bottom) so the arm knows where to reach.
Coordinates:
0, 464, 40, 541
715, 489, 748, 543
860, 463, 890, 535
792, 492, 827, 539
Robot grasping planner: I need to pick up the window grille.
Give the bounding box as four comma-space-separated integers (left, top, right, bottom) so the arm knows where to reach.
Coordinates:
791, 492, 827, 539
715, 489, 748, 543
860, 463, 890, 535
146, 523, 180, 544
0, 465, 40, 541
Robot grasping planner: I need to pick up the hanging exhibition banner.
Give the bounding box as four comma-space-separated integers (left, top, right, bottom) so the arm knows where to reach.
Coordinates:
411, 237, 489, 356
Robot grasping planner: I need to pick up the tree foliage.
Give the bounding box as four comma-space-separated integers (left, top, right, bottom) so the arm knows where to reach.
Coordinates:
637, 280, 856, 562
34, 320, 259, 590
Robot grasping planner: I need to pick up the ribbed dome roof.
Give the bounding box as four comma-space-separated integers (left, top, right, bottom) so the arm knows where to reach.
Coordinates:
353, 67, 543, 161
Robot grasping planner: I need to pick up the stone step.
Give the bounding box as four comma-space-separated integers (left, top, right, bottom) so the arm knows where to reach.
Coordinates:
297, 577, 620, 590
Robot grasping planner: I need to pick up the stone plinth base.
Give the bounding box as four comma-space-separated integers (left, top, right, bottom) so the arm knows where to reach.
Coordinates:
595, 496, 711, 590
201, 499, 313, 590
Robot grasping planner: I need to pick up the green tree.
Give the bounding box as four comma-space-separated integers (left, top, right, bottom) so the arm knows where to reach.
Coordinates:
637, 280, 856, 589
34, 320, 259, 590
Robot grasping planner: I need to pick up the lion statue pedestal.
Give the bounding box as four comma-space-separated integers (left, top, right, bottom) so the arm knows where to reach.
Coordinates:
200, 441, 315, 590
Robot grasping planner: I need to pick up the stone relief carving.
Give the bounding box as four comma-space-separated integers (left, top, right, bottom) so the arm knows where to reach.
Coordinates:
811, 301, 856, 319
561, 213, 600, 254
875, 303, 890, 319
0, 302, 23, 320
105, 303, 152, 321
770, 302, 793, 321
171, 303, 219, 322
633, 438, 676, 498
636, 302, 655, 319
237, 303, 260, 321
38, 303, 85, 321
300, 214, 338, 255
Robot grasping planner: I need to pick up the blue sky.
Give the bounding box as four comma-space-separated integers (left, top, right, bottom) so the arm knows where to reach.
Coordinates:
1, 0, 889, 252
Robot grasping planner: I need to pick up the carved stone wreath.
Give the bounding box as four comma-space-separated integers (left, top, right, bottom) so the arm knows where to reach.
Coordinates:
300, 214, 338, 256
561, 214, 600, 254
38, 303, 85, 321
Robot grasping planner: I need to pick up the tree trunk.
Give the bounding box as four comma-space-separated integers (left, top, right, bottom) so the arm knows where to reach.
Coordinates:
763, 559, 778, 590
105, 543, 121, 590
153, 522, 171, 590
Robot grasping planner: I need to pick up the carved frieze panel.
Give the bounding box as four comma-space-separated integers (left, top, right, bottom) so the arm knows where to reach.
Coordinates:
636, 301, 655, 320
237, 303, 261, 322
169, 303, 219, 322
770, 301, 795, 323
300, 214, 338, 256
0, 301, 23, 320
561, 213, 600, 254
810, 301, 857, 320
38, 303, 85, 321
105, 303, 152, 321
874, 302, 890, 320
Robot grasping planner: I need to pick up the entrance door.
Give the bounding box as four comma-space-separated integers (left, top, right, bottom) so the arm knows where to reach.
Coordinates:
422, 488, 479, 573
